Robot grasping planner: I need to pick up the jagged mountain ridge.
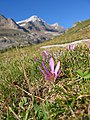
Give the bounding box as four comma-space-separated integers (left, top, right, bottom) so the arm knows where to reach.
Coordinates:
17, 15, 64, 34
0, 15, 28, 32
0, 14, 65, 50
0, 14, 64, 34
0, 15, 90, 51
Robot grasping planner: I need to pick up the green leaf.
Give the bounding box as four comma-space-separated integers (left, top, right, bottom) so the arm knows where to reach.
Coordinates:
83, 73, 90, 79
83, 70, 90, 76
77, 69, 90, 79
76, 69, 84, 77
34, 102, 40, 112
19, 97, 27, 108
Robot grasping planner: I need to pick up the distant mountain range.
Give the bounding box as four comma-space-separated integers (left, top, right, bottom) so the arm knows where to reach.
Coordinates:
0, 14, 65, 50
17, 15, 64, 33
0, 15, 64, 34
0, 14, 90, 51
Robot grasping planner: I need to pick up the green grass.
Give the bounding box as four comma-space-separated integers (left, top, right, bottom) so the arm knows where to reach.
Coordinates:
0, 43, 90, 119
0, 19, 90, 119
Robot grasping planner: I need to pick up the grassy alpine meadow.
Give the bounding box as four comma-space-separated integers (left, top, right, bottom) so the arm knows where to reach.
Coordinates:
0, 43, 90, 120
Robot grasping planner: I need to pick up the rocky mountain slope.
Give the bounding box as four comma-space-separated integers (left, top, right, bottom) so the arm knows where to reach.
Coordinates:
40, 19, 90, 46
0, 15, 64, 50
0, 15, 27, 32
0, 14, 90, 51
17, 15, 64, 34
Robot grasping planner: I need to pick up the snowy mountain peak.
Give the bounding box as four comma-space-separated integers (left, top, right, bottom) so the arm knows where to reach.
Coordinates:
17, 15, 43, 24
28, 15, 42, 22
52, 22, 59, 27
51, 22, 60, 29
16, 15, 64, 33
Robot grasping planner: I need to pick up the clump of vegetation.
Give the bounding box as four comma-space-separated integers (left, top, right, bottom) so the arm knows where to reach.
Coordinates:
0, 43, 90, 119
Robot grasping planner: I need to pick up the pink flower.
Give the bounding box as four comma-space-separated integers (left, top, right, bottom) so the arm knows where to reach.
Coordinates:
34, 57, 38, 63
43, 50, 48, 56
39, 57, 61, 82
68, 44, 76, 50
87, 44, 90, 49
42, 50, 48, 61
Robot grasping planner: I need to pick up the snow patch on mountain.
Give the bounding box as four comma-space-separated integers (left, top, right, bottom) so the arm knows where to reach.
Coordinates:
17, 15, 44, 24
16, 15, 65, 34
52, 22, 62, 29
52, 22, 59, 27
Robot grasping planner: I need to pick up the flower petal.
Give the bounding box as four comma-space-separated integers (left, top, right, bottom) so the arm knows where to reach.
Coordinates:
54, 70, 61, 82
55, 61, 60, 75
38, 66, 46, 77
49, 57, 54, 72
42, 61, 50, 75
43, 50, 48, 56
46, 75, 51, 81
68, 44, 75, 50
87, 44, 90, 49
57, 70, 61, 76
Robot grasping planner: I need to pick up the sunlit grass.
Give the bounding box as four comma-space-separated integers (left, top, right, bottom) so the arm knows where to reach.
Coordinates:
0, 43, 90, 119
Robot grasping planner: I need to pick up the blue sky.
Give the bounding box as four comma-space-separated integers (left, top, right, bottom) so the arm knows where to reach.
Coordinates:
0, 0, 90, 28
